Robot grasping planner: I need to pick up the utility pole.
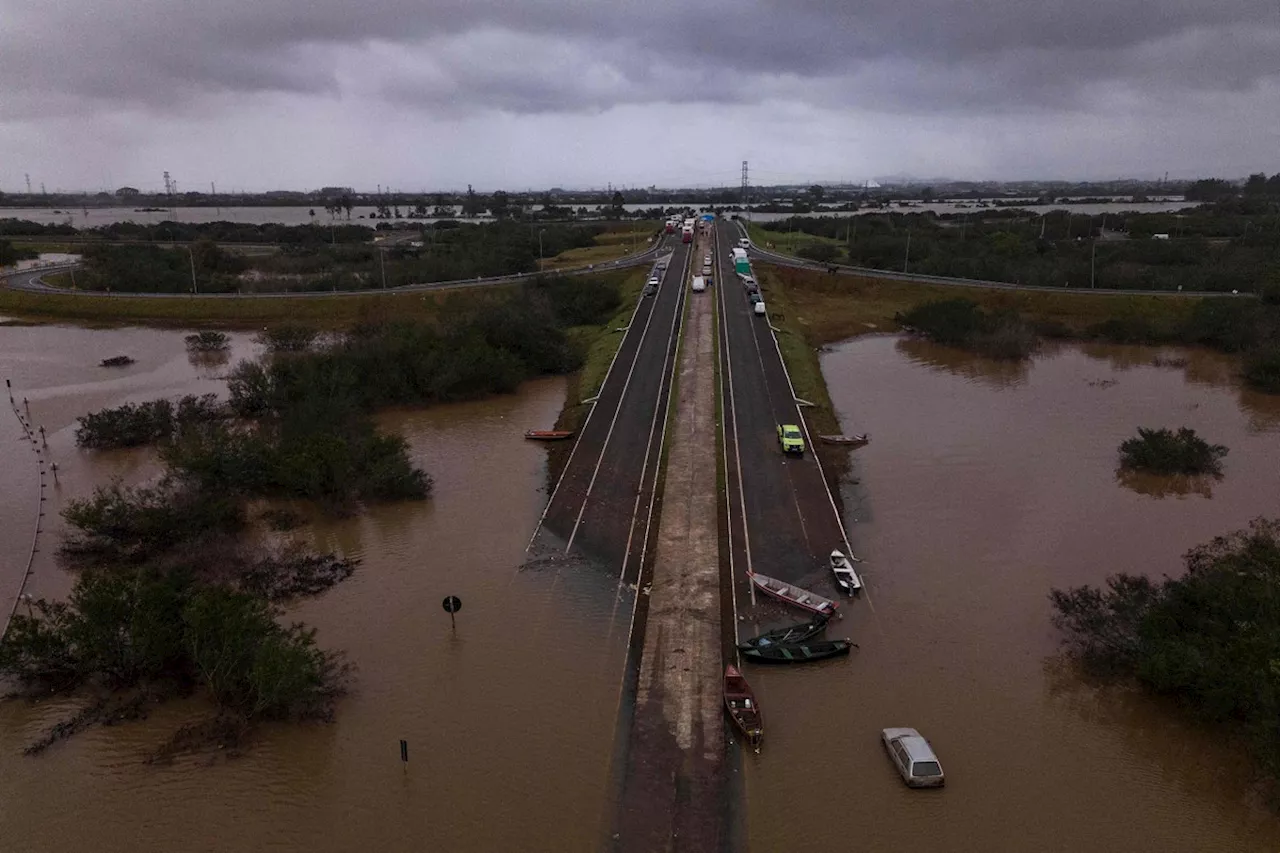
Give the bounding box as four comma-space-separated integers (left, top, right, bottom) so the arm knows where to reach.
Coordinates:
379, 247, 387, 289
185, 245, 198, 294
903, 230, 912, 273
24, 173, 32, 195
538, 229, 545, 270
1090, 239, 1097, 289
741, 161, 749, 222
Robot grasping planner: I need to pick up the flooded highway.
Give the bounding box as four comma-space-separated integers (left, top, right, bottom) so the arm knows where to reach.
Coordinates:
2, 323, 1279, 852
743, 336, 1280, 853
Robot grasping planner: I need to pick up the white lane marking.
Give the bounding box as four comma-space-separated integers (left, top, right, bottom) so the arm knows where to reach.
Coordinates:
717, 222, 756, 612
614, 240, 692, 596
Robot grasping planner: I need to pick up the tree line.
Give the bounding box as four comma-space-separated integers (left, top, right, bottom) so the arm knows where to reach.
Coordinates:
762, 206, 1280, 294
44, 220, 619, 294
897, 289, 1280, 394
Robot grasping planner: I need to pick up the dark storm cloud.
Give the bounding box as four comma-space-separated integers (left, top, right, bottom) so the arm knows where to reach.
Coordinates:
2, 0, 1277, 117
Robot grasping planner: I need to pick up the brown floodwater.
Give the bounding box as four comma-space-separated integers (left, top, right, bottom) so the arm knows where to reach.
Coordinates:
4, 325, 1280, 853
0, 324, 629, 852
743, 336, 1280, 853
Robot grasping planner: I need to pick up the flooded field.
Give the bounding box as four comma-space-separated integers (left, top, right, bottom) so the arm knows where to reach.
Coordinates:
0, 325, 628, 852
744, 336, 1280, 853
3, 324, 1279, 852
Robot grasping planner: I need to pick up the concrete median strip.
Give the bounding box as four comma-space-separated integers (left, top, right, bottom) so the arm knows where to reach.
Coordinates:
615, 235, 725, 849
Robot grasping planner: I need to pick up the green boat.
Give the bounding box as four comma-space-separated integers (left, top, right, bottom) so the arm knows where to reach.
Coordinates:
741, 638, 854, 664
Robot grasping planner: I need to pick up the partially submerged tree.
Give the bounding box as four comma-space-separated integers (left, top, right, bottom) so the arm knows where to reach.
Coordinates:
1118, 427, 1228, 476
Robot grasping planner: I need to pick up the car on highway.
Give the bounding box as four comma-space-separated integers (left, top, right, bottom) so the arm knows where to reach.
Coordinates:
777, 424, 805, 454
881, 728, 945, 788
703, 254, 712, 265
753, 301, 766, 316
647, 274, 660, 287
748, 291, 761, 305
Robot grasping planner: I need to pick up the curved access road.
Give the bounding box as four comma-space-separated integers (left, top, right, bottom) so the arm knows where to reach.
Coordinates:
733, 221, 1247, 298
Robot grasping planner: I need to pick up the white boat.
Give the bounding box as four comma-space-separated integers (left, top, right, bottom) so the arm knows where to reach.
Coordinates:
829, 549, 863, 594
749, 572, 840, 617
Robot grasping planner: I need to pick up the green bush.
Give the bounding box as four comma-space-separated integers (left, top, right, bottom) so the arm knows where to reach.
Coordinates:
1050, 519, 1280, 778
75, 394, 223, 449
1243, 347, 1280, 393
60, 479, 244, 564
897, 298, 1038, 359
1117, 427, 1228, 476
0, 570, 345, 720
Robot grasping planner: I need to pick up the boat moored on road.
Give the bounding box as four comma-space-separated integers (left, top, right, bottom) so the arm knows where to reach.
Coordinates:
829, 549, 863, 594
749, 572, 840, 617
741, 638, 855, 664
738, 612, 830, 650
724, 664, 764, 751
817, 434, 869, 447
524, 430, 575, 441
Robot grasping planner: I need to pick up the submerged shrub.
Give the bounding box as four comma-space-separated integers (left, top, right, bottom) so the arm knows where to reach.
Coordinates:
1117, 427, 1228, 476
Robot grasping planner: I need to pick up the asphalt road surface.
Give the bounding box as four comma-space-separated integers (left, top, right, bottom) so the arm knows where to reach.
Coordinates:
715, 219, 855, 640
530, 233, 690, 581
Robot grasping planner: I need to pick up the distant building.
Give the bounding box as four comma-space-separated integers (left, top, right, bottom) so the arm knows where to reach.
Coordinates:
115, 186, 140, 197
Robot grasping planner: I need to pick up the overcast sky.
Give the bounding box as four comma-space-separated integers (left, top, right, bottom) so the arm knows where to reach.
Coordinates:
2, 0, 1278, 193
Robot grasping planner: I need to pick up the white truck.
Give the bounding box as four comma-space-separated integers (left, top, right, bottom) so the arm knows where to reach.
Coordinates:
691, 276, 706, 293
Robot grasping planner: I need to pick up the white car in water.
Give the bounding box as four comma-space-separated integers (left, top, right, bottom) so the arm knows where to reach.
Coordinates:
881, 728, 945, 788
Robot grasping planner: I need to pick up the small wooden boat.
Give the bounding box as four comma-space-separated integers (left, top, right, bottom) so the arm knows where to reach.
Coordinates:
524, 430, 575, 441
818, 433, 869, 447
830, 549, 863, 594
749, 572, 839, 617
742, 638, 855, 664
724, 664, 763, 751
738, 613, 829, 650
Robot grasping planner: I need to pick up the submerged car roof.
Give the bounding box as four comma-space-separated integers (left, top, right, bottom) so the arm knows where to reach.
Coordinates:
899, 736, 937, 762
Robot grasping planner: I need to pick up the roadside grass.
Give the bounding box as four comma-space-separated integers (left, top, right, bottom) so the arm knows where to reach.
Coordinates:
11, 240, 99, 253
540, 223, 660, 271
758, 264, 1198, 348
41, 271, 74, 289
746, 222, 845, 261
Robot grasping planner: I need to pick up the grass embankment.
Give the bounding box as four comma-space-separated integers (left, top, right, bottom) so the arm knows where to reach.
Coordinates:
540, 222, 659, 271
746, 222, 844, 260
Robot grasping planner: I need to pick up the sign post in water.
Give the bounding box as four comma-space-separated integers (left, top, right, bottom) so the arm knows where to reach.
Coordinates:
442, 595, 462, 631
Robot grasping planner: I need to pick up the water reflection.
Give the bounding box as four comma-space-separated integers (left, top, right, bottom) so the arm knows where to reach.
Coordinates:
186, 349, 231, 377
1042, 657, 1269, 818
1115, 467, 1221, 499
893, 335, 1031, 387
